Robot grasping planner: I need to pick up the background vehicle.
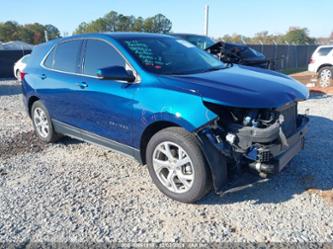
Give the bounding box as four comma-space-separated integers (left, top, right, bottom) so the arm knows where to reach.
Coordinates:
14, 54, 30, 80
171, 33, 215, 50
308, 45, 333, 87
22, 33, 309, 203
206, 41, 270, 69
172, 33, 270, 68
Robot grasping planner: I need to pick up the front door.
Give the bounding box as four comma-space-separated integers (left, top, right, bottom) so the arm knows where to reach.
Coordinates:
75, 39, 138, 147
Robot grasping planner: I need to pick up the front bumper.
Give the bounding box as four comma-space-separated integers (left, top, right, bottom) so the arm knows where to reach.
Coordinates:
197, 115, 309, 193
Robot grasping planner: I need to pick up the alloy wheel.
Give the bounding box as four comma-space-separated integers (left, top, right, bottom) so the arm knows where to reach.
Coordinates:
152, 141, 194, 194
319, 69, 332, 88
33, 107, 50, 138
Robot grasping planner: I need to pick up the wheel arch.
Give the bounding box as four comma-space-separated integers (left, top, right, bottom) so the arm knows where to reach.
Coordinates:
139, 121, 180, 164
317, 64, 333, 73
28, 96, 40, 117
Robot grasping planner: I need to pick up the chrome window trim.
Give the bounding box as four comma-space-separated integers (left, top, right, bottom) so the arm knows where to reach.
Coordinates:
40, 37, 141, 83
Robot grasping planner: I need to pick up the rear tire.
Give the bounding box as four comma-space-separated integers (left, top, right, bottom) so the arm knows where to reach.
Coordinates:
31, 101, 61, 143
318, 66, 332, 88
146, 127, 211, 203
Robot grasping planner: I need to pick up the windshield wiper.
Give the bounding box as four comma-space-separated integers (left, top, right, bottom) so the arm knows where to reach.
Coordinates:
209, 66, 224, 71
202, 65, 231, 73
161, 65, 232, 76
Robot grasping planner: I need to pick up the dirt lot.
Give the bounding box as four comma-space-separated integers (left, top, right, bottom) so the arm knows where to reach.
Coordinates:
0, 79, 333, 244
291, 71, 333, 94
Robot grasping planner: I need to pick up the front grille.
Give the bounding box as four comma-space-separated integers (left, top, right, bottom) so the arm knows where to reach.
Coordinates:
280, 103, 297, 137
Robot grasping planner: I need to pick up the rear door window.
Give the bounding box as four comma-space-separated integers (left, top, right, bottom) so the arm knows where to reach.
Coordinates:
83, 39, 126, 76
44, 48, 55, 68
52, 40, 83, 73
317, 47, 333, 56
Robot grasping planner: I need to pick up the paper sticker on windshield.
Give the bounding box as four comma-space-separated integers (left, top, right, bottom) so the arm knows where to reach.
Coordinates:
176, 40, 195, 48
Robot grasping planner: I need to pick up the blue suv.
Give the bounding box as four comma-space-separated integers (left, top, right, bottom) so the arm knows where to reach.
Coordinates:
22, 33, 309, 203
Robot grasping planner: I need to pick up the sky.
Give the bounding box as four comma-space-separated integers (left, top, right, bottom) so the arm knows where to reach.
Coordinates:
0, 0, 331, 38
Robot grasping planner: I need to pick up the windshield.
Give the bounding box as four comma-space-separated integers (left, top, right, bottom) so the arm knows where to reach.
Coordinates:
117, 36, 224, 75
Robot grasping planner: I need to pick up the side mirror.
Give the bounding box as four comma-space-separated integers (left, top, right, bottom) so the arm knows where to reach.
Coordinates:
97, 66, 136, 83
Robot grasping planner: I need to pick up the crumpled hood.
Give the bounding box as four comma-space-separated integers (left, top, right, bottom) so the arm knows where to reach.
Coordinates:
159, 65, 309, 109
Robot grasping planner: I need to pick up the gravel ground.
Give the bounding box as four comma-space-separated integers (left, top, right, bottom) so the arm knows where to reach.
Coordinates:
0, 79, 333, 243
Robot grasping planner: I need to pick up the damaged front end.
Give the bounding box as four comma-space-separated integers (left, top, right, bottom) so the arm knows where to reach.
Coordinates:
196, 101, 309, 193
205, 41, 270, 69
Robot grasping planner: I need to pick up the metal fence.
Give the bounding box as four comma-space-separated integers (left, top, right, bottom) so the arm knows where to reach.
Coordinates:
248, 44, 318, 71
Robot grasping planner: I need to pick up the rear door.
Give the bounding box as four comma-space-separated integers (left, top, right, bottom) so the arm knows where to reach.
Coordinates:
74, 38, 138, 146
39, 39, 84, 127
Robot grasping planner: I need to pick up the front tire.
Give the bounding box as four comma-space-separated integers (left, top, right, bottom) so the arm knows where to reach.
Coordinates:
318, 66, 332, 88
146, 127, 210, 203
31, 101, 61, 143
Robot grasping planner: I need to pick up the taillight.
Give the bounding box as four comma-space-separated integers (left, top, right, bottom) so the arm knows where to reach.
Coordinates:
20, 71, 27, 81
309, 57, 315, 64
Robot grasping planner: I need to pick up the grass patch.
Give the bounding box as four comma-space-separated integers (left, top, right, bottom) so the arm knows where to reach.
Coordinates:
280, 68, 307, 75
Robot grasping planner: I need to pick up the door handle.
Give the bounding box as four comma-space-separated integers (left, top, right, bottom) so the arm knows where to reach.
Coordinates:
40, 74, 47, 80
76, 82, 88, 89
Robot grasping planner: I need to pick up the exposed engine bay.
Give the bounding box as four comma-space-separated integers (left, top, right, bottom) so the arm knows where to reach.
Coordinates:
197, 101, 309, 193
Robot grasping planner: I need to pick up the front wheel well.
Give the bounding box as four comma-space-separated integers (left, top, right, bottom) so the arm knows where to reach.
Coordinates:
140, 121, 180, 164
28, 96, 40, 117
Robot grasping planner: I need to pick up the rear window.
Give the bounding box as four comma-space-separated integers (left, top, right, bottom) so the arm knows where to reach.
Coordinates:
45, 40, 83, 73
317, 47, 333, 56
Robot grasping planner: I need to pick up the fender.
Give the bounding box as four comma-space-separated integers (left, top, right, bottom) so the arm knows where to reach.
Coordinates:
131, 85, 217, 148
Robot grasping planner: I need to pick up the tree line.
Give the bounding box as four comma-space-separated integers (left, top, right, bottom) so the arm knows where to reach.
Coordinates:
220, 27, 317, 45
0, 21, 60, 44
0, 11, 325, 46
0, 11, 172, 45
74, 11, 172, 34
